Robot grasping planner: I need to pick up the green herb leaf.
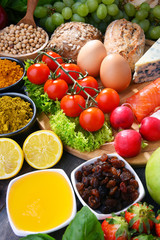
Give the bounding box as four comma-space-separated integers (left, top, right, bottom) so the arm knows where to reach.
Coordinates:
20, 233, 56, 240
62, 206, 104, 240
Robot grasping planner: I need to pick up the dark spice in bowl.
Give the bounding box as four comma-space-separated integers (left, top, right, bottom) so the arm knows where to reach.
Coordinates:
75, 154, 139, 214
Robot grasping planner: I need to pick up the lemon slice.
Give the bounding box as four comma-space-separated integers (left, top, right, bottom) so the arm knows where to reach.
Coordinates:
23, 130, 63, 169
0, 138, 24, 180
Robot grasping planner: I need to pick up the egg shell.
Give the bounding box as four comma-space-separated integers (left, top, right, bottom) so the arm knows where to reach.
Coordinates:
77, 40, 106, 78
100, 54, 132, 92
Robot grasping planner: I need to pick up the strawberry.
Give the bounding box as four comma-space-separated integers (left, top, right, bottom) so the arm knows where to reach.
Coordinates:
132, 234, 157, 240
101, 215, 130, 240
125, 202, 155, 234
155, 212, 160, 237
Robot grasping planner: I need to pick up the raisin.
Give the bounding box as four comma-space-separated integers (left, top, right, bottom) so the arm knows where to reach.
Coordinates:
90, 177, 99, 188
120, 182, 127, 193
120, 170, 133, 181
100, 177, 109, 185
130, 190, 139, 201
75, 171, 82, 182
81, 188, 91, 201
76, 182, 84, 191
100, 153, 108, 162
129, 178, 139, 189
127, 185, 136, 193
91, 189, 99, 197
109, 186, 118, 196
82, 177, 90, 187
110, 157, 125, 168
88, 195, 100, 209
110, 167, 118, 176
106, 179, 116, 188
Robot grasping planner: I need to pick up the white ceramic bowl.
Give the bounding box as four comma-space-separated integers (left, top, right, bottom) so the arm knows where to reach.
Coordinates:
6, 169, 77, 237
71, 153, 145, 220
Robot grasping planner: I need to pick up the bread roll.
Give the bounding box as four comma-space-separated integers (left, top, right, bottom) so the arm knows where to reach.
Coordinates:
104, 19, 145, 71
48, 22, 103, 62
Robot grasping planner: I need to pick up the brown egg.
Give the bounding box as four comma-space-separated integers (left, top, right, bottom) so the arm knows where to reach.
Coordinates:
77, 40, 106, 78
100, 54, 132, 92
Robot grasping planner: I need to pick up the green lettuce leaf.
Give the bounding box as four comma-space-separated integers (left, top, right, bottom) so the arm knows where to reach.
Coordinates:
49, 110, 113, 152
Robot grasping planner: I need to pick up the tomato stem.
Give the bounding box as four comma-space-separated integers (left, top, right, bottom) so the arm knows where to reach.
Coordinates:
35, 51, 98, 107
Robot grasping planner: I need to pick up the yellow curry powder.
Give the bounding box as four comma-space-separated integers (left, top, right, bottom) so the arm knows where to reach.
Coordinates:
0, 59, 24, 88
0, 96, 33, 134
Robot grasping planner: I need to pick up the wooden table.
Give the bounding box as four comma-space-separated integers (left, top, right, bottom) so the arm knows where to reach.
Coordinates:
0, 120, 159, 240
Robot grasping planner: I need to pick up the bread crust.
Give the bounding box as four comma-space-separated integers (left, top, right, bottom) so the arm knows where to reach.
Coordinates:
48, 22, 103, 62
104, 19, 145, 71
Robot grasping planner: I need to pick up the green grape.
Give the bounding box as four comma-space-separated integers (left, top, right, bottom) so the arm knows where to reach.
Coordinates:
52, 13, 64, 26
139, 19, 150, 32
135, 10, 148, 21
131, 18, 139, 24
148, 9, 155, 22
140, 2, 150, 12
150, 26, 160, 39
96, 4, 107, 20
152, 5, 160, 20
77, 3, 89, 17
102, 0, 114, 5
124, 3, 136, 17
62, 7, 72, 20
44, 4, 52, 8
39, 16, 48, 28
45, 16, 55, 32
53, 2, 65, 13
34, 6, 48, 18
107, 4, 119, 16
114, 0, 119, 5
91, 11, 101, 23
98, 21, 107, 33
72, 2, 81, 13
145, 25, 154, 39
87, 0, 98, 13
71, 13, 85, 22
103, 14, 111, 23
113, 9, 123, 20
123, 11, 129, 20
63, 0, 74, 7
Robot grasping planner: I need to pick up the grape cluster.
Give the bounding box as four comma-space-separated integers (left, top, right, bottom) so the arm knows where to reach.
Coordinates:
34, 0, 160, 40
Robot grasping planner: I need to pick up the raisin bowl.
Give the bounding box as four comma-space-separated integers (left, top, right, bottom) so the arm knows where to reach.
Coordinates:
71, 153, 145, 220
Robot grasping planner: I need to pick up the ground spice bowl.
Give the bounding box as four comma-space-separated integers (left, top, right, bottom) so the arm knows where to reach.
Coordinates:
0, 57, 26, 93
0, 92, 37, 138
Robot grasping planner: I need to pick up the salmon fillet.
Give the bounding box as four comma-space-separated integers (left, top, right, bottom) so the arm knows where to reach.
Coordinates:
126, 78, 160, 122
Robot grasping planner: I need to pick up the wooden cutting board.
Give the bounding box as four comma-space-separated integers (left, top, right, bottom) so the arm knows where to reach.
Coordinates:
37, 39, 160, 167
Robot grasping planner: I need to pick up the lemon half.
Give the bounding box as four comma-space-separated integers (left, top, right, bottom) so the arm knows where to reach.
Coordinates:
23, 130, 63, 169
0, 138, 24, 180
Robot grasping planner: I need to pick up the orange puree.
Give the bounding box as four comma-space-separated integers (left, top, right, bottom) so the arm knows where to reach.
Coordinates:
8, 171, 74, 232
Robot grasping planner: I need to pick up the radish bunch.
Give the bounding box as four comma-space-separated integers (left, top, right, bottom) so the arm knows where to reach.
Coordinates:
109, 105, 160, 158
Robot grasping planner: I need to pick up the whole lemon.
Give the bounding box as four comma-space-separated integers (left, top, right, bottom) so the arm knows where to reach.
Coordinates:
145, 147, 160, 204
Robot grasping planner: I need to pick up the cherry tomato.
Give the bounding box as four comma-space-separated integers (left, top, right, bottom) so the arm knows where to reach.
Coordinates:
27, 63, 50, 85
96, 88, 120, 113
74, 76, 98, 99
44, 79, 68, 100
42, 51, 63, 72
0, 5, 8, 30
56, 63, 82, 84
60, 94, 85, 117
79, 107, 105, 132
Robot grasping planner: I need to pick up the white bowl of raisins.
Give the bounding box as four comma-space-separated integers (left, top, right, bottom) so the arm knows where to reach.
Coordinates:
71, 153, 145, 220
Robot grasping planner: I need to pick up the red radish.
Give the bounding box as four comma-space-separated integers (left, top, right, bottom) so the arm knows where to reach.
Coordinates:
114, 130, 142, 158
139, 117, 160, 141
110, 105, 134, 130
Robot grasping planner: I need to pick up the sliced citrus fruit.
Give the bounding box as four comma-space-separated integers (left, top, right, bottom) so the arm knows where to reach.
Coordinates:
23, 130, 63, 169
0, 138, 24, 180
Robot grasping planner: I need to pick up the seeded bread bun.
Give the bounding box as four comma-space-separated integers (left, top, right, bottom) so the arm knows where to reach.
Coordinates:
48, 22, 103, 62
104, 19, 145, 71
